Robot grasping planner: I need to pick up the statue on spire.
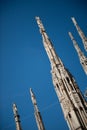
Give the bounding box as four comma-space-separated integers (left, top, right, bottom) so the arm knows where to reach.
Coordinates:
69, 32, 87, 75
71, 17, 87, 51
13, 103, 22, 130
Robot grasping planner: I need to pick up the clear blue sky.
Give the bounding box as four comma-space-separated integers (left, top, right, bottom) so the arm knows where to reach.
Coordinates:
0, 0, 87, 130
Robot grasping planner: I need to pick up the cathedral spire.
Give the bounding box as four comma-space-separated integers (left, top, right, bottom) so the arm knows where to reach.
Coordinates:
30, 88, 45, 130
35, 16, 63, 70
13, 103, 22, 130
36, 17, 87, 130
71, 17, 87, 51
69, 32, 87, 75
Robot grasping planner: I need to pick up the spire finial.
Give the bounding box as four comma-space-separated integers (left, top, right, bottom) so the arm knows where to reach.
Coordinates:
35, 16, 45, 33
30, 88, 39, 112
71, 17, 77, 25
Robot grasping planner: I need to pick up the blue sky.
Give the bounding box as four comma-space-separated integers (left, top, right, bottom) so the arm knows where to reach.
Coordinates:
0, 0, 87, 130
